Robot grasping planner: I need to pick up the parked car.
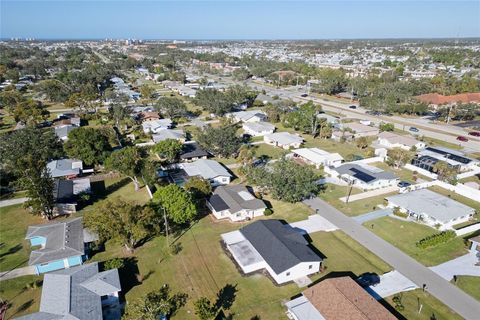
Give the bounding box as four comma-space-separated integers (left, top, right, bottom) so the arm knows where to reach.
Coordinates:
468, 131, 480, 137
457, 136, 469, 142
300, 93, 308, 97
356, 273, 380, 287
409, 127, 419, 132
348, 105, 357, 109
397, 181, 411, 188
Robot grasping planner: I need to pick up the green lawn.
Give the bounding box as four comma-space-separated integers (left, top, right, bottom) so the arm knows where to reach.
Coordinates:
0, 276, 43, 319
428, 186, 480, 212
318, 184, 393, 216
260, 195, 312, 223
252, 143, 288, 159
422, 136, 463, 151
0, 205, 43, 272
364, 217, 468, 266
371, 162, 432, 183
455, 276, 480, 301
459, 174, 480, 185
384, 289, 462, 320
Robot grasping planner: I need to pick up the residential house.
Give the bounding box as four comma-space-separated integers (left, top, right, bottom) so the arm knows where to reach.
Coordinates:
175, 159, 232, 186
207, 185, 266, 222
180, 142, 209, 162
15, 262, 121, 320
331, 163, 398, 190
47, 159, 86, 178
341, 122, 379, 138
228, 110, 267, 123
331, 129, 354, 142
54, 179, 91, 215
54, 124, 76, 141
412, 146, 478, 172
288, 148, 344, 169
317, 113, 340, 125
285, 276, 396, 320
25, 218, 97, 274
264, 132, 304, 149
137, 111, 160, 122
415, 92, 480, 108
152, 129, 185, 143
222, 220, 322, 284
386, 189, 475, 230
142, 119, 173, 133
377, 131, 426, 150
242, 122, 275, 137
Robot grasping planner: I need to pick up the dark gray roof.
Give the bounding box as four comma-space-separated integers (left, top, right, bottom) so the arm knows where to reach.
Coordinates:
53, 180, 76, 204
180, 142, 209, 160
15, 262, 121, 320
210, 185, 266, 214
334, 163, 396, 183
240, 220, 322, 274
209, 194, 230, 212
25, 217, 86, 266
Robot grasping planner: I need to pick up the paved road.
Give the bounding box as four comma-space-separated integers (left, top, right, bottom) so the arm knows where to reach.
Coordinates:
303, 197, 480, 320
0, 197, 27, 208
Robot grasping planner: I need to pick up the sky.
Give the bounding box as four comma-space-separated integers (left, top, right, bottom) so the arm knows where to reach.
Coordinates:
1, 0, 479, 40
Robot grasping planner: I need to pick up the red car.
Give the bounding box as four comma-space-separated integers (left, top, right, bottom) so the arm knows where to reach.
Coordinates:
468, 131, 480, 137
456, 136, 469, 142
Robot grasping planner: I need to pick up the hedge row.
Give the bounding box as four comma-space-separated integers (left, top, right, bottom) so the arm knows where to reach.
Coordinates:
416, 230, 456, 249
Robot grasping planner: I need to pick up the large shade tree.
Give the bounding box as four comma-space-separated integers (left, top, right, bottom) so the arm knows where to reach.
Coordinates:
105, 146, 143, 191
64, 127, 112, 166
152, 184, 197, 224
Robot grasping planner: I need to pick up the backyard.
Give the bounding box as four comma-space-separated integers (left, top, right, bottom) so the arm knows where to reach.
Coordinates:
363, 217, 469, 266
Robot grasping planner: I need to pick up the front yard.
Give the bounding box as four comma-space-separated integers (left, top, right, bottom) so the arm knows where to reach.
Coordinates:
363, 217, 468, 266
455, 276, 480, 302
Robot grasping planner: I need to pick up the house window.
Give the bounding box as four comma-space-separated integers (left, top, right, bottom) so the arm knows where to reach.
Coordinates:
309, 265, 313, 269
286, 272, 290, 276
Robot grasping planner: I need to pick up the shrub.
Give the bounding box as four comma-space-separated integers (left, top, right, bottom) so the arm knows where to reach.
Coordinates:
104, 258, 125, 270
264, 208, 273, 216
415, 230, 456, 249
392, 207, 408, 219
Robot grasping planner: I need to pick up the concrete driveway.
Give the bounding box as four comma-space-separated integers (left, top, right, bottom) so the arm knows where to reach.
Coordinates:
0, 265, 36, 281
430, 250, 480, 281
289, 214, 338, 234
367, 270, 418, 299
353, 208, 393, 224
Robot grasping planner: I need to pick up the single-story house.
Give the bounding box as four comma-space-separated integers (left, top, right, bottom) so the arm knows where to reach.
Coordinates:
54, 124, 76, 141
285, 276, 396, 320
377, 131, 426, 150
152, 129, 185, 143
228, 110, 267, 123
242, 121, 275, 136
176, 159, 232, 186
222, 220, 322, 284
180, 142, 209, 162
289, 148, 343, 169
341, 122, 379, 138
25, 217, 97, 274
469, 235, 480, 252
413, 146, 478, 172
47, 159, 84, 178
331, 129, 354, 142
207, 185, 266, 222
15, 262, 121, 320
317, 113, 340, 125
142, 119, 173, 133
386, 189, 475, 230
137, 111, 160, 122
264, 132, 304, 149
331, 163, 398, 190
53, 178, 91, 215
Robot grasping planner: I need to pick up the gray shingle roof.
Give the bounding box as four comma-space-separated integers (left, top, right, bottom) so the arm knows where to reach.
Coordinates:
46, 159, 82, 178
54, 125, 75, 140
181, 159, 232, 180
240, 220, 322, 274
180, 142, 209, 160
15, 262, 121, 320
25, 218, 86, 266
53, 180, 76, 204
210, 185, 266, 214
386, 189, 475, 223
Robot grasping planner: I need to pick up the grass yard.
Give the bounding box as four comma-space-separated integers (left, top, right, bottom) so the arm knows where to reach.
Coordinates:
384, 289, 462, 320
454, 276, 480, 302
260, 195, 312, 223
371, 162, 432, 183
427, 186, 480, 212
0, 205, 43, 272
364, 217, 468, 266
0, 275, 43, 319
422, 136, 463, 151
459, 174, 480, 185
318, 184, 393, 216
252, 143, 288, 159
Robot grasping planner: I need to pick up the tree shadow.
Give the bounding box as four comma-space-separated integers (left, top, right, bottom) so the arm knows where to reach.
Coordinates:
0, 244, 23, 258
215, 283, 237, 311
118, 257, 141, 296
215, 310, 235, 320
16, 299, 34, 313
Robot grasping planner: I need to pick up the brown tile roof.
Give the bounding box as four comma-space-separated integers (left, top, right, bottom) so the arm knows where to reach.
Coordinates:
139, 111, 160, 121
415, 93, 480, 105
303, 277, 397, 320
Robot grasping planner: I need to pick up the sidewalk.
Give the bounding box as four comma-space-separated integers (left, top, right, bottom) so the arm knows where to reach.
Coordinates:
0, 197, 28, 208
